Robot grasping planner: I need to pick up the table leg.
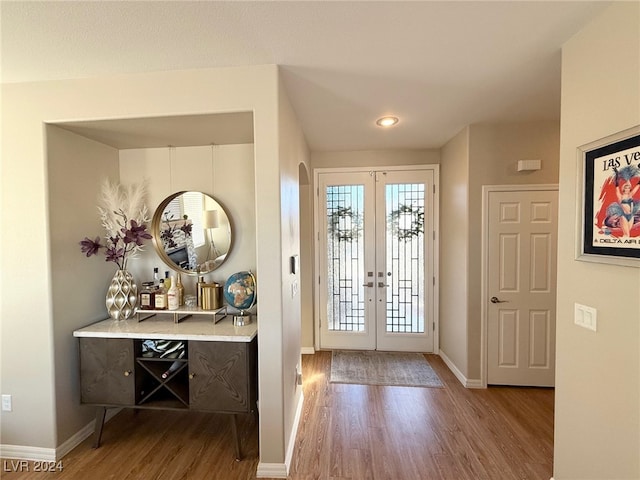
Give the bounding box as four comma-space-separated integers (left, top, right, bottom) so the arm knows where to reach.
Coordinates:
230, 414, 241, 461
92, 407, 107, 448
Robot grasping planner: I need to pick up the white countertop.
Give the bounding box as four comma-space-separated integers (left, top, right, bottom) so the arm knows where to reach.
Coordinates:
73, 313, 257, 342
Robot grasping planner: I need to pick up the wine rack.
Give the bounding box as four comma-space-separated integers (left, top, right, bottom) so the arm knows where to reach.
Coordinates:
136, 356, 190, 408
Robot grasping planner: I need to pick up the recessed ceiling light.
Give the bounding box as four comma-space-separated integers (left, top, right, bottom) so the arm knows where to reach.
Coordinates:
376, 116, 399, 127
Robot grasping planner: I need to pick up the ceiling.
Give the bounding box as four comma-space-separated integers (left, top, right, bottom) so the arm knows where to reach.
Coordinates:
56, 113, 255, 149
0, 1, 609, 151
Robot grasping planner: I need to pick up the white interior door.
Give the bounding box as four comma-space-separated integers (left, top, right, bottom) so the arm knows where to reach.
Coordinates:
487, 188, 558, 386
317, 168, 436, 353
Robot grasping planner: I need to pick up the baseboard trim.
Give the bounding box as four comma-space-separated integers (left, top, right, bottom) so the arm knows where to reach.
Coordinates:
285, 391, 304, 470
439, 350, 484, 389
256, 391, 304, 478
0, 408, 121, 462
256, 462, 289, 478
55, 420, 94, 459
465, 378, 484, 389
301, 347, 315, 355
56, 408, 121, 459
0, 445, 56, 462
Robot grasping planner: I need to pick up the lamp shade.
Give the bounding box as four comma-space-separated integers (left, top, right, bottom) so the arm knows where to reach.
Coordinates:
203, 209, 220, 229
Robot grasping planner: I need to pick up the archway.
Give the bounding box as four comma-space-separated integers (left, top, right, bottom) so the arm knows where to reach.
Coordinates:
298, 162, 314, 352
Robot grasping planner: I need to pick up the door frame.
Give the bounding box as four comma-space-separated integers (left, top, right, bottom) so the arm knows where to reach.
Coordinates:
313, 165, 440, 353
480, 184, 559, 388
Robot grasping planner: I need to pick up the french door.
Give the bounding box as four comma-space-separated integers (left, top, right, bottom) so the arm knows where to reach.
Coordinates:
316, 168, 437, 352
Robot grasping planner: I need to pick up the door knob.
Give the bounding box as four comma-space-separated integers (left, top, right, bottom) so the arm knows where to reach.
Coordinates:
362, 282, 374, 287
490, 296, 506, 304
378, 282, 389, 288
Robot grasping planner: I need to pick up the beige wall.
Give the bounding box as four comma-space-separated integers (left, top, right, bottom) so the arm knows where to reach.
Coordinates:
299, 182, 314, 350
312, 149, 439, 169
46, 134, 256, 446
47, 126, 122, 445
439, 121, 560, 380
554, 3, 640, 478
439, 127, 470, 376
1, 66, 304, 471
277, 76, 310, 465
308, 148, 440, 351
467, 121, 560, 379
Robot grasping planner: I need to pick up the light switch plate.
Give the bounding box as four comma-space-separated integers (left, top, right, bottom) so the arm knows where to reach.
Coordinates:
574, 303, 597, 332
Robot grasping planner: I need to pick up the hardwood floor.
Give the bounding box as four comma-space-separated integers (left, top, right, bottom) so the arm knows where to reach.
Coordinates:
1, 351, 554, 479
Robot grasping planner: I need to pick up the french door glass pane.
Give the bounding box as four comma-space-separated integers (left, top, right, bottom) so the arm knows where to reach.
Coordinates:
386, 184, 425, 333
326, 185, 365, 332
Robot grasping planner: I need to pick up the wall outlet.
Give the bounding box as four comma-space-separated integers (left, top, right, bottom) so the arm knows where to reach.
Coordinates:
2, 394, 12, 411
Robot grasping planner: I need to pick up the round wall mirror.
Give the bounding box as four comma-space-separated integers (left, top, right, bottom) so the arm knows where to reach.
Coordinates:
151, 191, 232, 275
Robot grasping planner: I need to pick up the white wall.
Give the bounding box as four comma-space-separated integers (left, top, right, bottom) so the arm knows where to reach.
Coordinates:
1, 66, 303, 471
554, 3, 640, 478
119, 144, 256, 294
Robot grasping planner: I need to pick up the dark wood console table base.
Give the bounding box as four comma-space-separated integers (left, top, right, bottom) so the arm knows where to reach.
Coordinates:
75, 329, 258, 462
91, 406, 247, 460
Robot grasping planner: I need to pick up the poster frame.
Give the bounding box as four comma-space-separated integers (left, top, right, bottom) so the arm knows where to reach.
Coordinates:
576, 125, 640, 267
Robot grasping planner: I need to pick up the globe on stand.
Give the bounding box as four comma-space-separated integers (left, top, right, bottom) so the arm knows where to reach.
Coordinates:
223, 271, 256, 326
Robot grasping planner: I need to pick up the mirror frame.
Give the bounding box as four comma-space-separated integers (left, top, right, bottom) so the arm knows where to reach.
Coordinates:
151, 191, 233, 276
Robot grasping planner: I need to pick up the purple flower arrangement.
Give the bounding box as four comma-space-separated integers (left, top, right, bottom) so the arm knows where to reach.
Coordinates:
79, 180, 151, 270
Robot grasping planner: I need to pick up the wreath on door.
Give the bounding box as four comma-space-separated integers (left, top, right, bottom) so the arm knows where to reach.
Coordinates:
389, 204, 424, 241
328, 206, 362, 242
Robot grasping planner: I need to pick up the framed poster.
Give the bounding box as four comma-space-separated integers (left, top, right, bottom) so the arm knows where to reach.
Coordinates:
577, 125, 640, 266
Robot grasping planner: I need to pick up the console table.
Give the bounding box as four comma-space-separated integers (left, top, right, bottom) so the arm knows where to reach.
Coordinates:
73, 315, 258, 460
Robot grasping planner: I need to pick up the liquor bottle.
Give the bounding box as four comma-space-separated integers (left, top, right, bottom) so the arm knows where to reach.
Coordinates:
164, 271, 171, 290
139, 282, 156, 310
167, 276, 179, 310
196, 275, 205, 308
153, 267, 160, 287
161, 360, 181, 379
155, 279, 168, 310
175, 274, 185, 306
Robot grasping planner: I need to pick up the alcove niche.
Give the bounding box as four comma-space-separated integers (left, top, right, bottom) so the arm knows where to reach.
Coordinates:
45, 111, 257, 446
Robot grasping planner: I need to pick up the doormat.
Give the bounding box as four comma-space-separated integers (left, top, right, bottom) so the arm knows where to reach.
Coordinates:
330, 350, 444, 388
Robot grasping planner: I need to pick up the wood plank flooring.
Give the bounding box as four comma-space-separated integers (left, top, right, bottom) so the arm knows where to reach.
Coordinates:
1, 351, 554, 480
